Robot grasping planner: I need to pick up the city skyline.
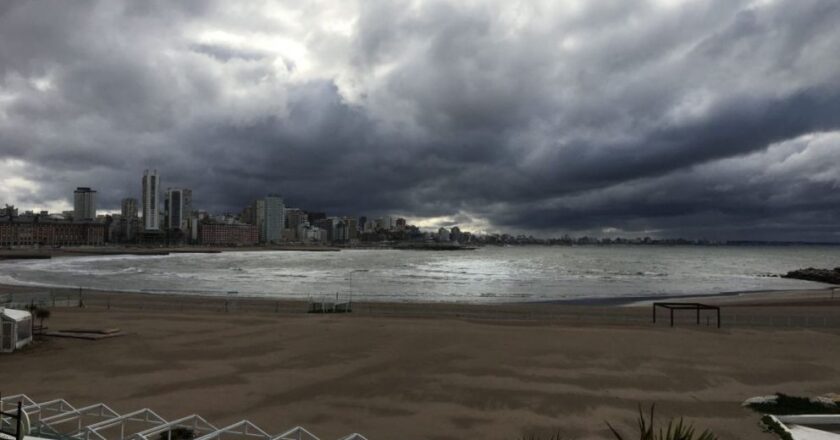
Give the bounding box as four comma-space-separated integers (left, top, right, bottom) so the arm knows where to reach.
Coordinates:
1, 1, 839, 241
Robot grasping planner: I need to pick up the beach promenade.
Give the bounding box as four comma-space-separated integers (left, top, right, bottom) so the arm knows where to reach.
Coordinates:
3, 284, 840, 439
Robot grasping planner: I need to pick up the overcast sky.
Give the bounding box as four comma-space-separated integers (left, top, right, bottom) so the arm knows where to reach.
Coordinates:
1, 0, 839, 240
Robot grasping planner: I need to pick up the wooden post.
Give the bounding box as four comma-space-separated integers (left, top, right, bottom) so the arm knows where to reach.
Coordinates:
717, 308, 721, 328
15, 401, 22, 440
670, 309, 674, 327
696, 307, 700, 325
652, 304, 656, 323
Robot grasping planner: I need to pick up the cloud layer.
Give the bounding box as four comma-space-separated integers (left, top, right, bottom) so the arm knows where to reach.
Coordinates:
1, 0, 839, 240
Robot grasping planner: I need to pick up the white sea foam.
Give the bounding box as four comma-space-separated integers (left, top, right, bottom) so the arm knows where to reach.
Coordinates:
0, 246, 836, 302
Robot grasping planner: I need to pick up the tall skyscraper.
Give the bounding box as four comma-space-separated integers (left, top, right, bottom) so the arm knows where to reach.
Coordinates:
73, 187, 97, 221
121, 198, 138, 219
165, 188, 192, 230
120, 198, 139, 242
262, 194, 285, 243
142, 169, 160, 231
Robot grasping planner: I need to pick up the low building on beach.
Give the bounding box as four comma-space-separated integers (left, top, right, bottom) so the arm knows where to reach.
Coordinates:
1, 307, 33, 353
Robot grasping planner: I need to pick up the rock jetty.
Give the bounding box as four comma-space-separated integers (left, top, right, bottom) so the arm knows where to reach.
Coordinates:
782, 267, 840, 285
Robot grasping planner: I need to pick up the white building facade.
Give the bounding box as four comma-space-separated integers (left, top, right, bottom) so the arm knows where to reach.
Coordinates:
262, 195, 285, 243
73, 187, 97, 221
142, 169, 160, 231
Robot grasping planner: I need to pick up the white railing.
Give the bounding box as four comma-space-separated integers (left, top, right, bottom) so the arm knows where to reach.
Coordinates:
5, 395, 367, 440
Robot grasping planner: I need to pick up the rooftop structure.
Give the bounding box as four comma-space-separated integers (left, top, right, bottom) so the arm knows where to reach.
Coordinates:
765, 414, 840, 439
0, 308, 33, 353
0, 395, 367, 440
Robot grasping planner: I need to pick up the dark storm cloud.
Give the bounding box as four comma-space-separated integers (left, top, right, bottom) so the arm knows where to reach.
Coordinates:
1, 0, 839, 239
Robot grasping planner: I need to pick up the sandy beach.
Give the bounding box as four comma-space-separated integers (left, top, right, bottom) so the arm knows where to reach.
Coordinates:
3, 284, 840, 439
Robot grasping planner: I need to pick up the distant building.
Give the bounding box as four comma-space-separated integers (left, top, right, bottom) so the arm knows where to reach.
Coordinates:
1, 205, 17, 220
165, 188, 192, 231
307, 211, 326, 224
118, 198, 139, 243
315, 218, 336, 241
334, 219, 348, 242
262, 195, 285, 243
382, 216, 395, 231
198, 222, 259, 246
255, 199, 266, 242
240, 204, 256, 225
437, 227, 450, 242
343, 217, 359, 240
73, 187, 97, 221
142, 169, 160, 231
0, 220, 106, 247
285, 208, 307, 241
188, 217, 199, 242
121, 198, 138, 219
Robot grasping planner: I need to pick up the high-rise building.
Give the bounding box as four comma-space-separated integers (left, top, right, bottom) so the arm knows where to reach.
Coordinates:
121, 198, 138, 219
285, 208, 305, 229
343, 216, 359, 240
262, 195, 285, 243
382, 215, 395, 231
73, 187, 97, 221
142, 169, 160, 231
120, 198, 139, 242
240, 204, 256, 225
165, 188, 192, 230
284, 208, 307, 241
254, 199, 266, 242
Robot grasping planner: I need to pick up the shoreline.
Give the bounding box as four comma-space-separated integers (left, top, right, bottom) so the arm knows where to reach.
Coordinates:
1, 280, 837, 310
0, 245, 343, 260
2, 246, 838, 309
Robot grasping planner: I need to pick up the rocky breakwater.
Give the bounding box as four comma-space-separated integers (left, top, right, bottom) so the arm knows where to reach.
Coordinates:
782, 267, 840, 285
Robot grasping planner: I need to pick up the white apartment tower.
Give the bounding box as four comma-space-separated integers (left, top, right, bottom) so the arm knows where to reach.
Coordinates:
142, 169, 160, 231
73, 187, 97, 221
262, 194, 285, 243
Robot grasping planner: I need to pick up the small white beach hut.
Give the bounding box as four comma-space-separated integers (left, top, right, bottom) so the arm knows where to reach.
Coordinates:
0, 307, 33, 353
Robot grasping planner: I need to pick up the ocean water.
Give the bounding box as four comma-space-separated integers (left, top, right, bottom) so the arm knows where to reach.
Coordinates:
0, 246, 837, 303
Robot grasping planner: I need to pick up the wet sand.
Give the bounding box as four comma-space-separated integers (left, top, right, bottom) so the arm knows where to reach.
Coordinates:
3, 285, 840, 439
